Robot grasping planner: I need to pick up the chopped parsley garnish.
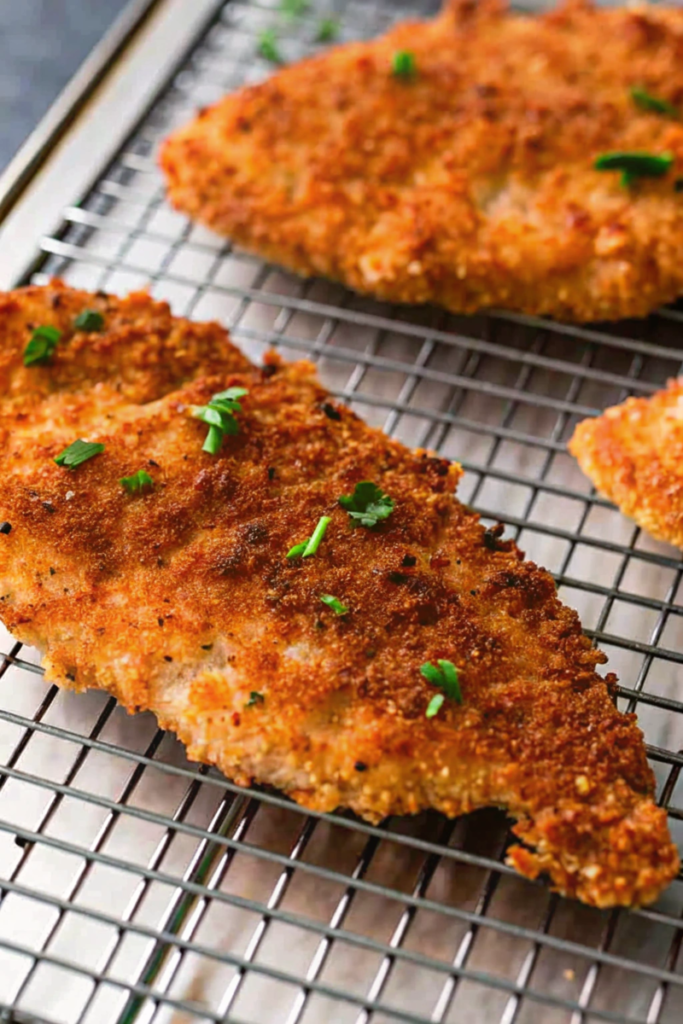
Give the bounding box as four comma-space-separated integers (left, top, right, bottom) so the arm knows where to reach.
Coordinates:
24, 325, 62, 367
425, 693, 445, 719
304, 516, 330, 556
280, 0, 309, 15
193, 387, 248, 455
74, 309, 105, 332
392, 50, 416, 79
54, 439, 105, 469
316, 17, 339, 43
421, 659, 462, 718
320, 594, 349, 615
339, 481, 395, 529
594, 151, 674, 188
258, 28, 282, 63
630, 86, 678, 118
287, 540, 308, 559
121, 470, 154, 494
246, 691, 265, 707
287, 515, 331, 558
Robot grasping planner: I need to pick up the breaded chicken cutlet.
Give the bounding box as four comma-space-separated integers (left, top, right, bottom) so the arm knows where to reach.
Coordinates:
570, 379, 683, 549
0, 281, 678, 907
161, 0, 683, 323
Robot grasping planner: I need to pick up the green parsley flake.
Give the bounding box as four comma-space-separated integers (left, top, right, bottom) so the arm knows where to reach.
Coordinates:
246, 691, 265, 707
287, 516, 331, 559
316, 17, 339, 43
339, 481, 395, 529
193, 387, 248, 454
594, 151, 674, 189
304, 515, 331, 556
420, 662, 444, 687
74, 309, 105, 332
425, 693, 445, 719
280, 0, 309, 16
24, 325, 62, 367
54, 439, 105, 470
121, 470, 154, 495
421, 659, 462, 718
258, 28, 282, 63
392, 50, 416, 79
630, 86, 678, 118
320, 594, 349, 615
287, 540, 308, 559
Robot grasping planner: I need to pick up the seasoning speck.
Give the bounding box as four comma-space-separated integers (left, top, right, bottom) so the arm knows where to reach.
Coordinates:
575, 775, 591, 795
322, 402, 342, 421
388, 571, 410, 584
0, 522, 12, 535
483, 523, 505, 550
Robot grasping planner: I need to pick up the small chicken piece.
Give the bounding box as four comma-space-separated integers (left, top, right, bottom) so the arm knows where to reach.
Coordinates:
160, 0, 683, 322
570, 378, 683, 549
0, 282, 678, 907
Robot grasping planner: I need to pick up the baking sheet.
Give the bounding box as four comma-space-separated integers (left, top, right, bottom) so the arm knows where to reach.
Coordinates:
1, 1, 683, 1022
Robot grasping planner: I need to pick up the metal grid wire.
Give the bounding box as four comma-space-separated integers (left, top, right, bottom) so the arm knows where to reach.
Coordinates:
2, 1, 683, 1022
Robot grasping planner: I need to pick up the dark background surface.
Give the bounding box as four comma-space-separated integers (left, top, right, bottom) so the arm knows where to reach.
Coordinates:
0, 0, 129, 172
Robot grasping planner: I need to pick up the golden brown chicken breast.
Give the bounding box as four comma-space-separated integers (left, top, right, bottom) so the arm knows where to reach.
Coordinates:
0, 281, 678, 907
160, 0, 683, 322
570, 378, 683, 549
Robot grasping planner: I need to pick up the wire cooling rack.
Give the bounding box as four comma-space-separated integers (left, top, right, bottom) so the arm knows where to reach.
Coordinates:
2, 1, 683, 1022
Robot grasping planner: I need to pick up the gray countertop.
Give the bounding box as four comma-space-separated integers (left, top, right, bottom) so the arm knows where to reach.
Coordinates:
0, 0, 128, 172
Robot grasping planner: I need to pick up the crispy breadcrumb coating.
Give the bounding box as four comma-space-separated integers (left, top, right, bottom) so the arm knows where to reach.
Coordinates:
160, 0, 683, 322
0, 281, 678, 907
570, 378, 683, 549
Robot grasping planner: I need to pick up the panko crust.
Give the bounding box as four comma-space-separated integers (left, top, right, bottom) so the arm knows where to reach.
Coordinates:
570, 378, 683, 549
0, 281, 678, 907
160, 0, 683, 322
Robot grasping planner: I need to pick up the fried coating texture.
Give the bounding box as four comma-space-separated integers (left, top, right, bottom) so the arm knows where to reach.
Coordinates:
570, 378, 683, 549
160, 0, 683, 323
0, 282, 678, 907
